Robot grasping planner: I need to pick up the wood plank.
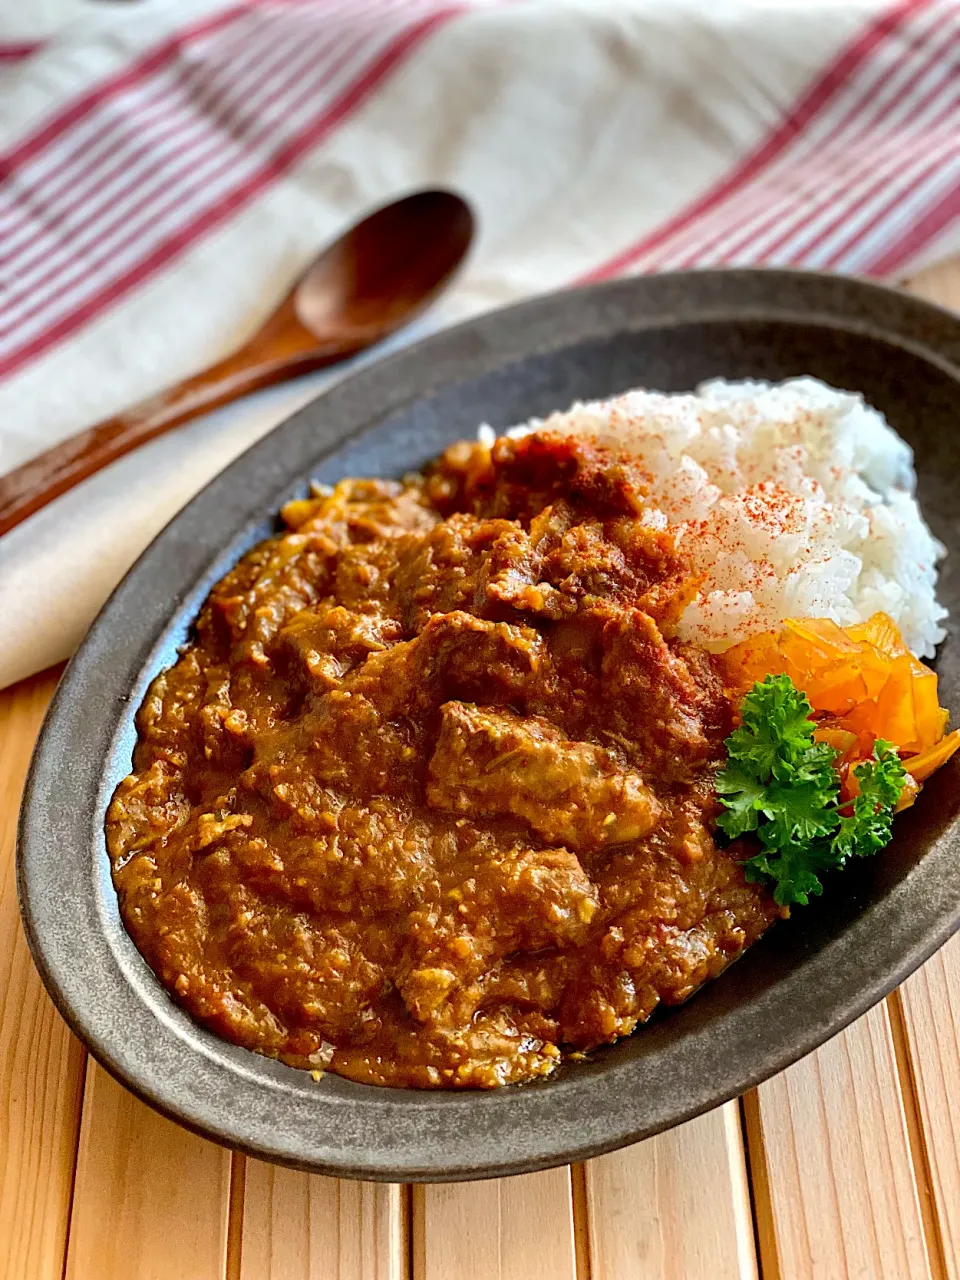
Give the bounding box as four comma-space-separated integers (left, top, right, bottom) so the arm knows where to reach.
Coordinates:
413, 1167, 576, 1280
583, 1102, 757, 1280
896, 258, 960, 1279
736, 260, 960, 1280
64, 1061, 232, 1280
897, 944, 960, 1276
0, 666, 87, 1280
3, 260, 957, 1280
239, 1159, 405, 1280
744, 1001, 932, 1280
565, 258, 960, 1280
227, 1154, 246, 1280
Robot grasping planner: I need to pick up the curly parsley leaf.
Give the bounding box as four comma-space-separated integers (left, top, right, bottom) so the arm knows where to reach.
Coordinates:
717, 675, 839, 851
743, 839, 836, 906
716, 676, 906, 907
714, 765, 765, 836
723, 674, 824, 780
833, 739, 906, 864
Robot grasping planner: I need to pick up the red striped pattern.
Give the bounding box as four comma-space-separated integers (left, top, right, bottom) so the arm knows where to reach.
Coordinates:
0, 7, 250, 178
584, 0, 959, 282
0, 0, 466, 378
1, 0, 958, 384
0, 43, 42, 63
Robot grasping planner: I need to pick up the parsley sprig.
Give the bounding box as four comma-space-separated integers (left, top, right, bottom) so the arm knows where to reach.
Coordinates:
716, 674, 907, 906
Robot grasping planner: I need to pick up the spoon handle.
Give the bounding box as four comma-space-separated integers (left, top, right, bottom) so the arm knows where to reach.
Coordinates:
0, 341, 348, 539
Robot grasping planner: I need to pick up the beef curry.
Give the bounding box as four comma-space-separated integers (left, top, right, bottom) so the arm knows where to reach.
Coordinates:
107, 432, 778, 1088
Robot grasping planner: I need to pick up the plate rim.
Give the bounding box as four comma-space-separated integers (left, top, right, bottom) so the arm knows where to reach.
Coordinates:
17, 267, 960, 1181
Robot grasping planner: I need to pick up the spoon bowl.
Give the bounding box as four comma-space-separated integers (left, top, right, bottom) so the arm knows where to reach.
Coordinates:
294, 189, 475, 339
0, 189, 475, 537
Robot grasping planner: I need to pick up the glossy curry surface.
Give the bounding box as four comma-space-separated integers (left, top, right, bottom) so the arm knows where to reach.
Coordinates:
107, 433, 777, 1088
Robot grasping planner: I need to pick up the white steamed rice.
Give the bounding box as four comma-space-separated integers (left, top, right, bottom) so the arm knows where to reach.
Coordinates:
480, 377, 947, 658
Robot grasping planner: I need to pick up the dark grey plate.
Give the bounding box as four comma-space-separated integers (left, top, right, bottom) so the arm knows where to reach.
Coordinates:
17, 270, 960, 1182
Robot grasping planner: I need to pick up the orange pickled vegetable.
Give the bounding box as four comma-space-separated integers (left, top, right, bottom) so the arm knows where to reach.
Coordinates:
721, 612, 956, 794
846, 612, 907, 657
909, 661, 942, 752
813, 727, 858, 756
904, 729, 960, 782
895, 773, 921, 812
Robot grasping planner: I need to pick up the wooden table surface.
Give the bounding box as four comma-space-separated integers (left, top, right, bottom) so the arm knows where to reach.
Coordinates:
3, 263, 960, 1280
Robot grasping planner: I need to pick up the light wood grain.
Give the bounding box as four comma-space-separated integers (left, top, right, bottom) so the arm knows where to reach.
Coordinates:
745, 1001, 933, 1279
240, 1159, 405, 1280
894, 260, 960, 1279
583, 1102, 757, 1280
898, 944, 960, 1277
737, 260, 960, 1280
3, 259, 960, 1280
64, 1061, 232, 1280
0, 667, 87, 1280
413, 1168, 576, 1280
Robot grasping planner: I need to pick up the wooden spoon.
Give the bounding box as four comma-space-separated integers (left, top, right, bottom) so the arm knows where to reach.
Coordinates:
0, 189, 474, 537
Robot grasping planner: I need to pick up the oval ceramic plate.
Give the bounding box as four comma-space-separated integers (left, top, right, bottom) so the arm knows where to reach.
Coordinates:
18, 270, 960, 1181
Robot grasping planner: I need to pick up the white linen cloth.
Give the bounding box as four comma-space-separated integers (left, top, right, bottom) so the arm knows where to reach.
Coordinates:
0, 0, 957, 687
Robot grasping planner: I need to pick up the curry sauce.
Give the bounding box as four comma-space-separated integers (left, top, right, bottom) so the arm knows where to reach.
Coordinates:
107, 432, 777, 1088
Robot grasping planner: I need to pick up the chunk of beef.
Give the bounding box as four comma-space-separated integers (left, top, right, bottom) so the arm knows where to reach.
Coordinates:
426, 701, 661, 849
107, 428, 773, 1091
397, 844, 598, 1024
599, 608, 712, 780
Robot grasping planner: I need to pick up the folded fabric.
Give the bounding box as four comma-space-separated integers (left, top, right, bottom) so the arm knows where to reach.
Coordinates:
0, 0, 957, 689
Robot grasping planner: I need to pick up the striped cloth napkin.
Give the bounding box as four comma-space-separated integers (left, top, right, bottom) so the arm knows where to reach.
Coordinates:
0, 0, 957, 689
